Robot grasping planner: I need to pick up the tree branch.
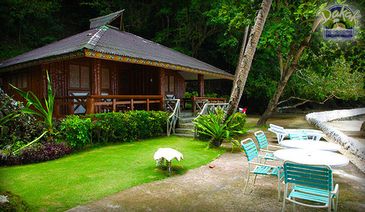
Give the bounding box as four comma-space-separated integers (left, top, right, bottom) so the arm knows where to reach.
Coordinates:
277, 95, 336, 110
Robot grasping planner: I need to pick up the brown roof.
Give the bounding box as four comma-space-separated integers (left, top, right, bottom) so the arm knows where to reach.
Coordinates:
0, 26, 233, 79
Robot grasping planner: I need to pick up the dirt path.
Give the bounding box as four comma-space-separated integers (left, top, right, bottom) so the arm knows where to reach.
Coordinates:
69, 114, 365, 212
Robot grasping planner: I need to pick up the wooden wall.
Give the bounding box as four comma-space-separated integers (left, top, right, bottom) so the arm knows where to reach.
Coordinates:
0, 65, 45, 101
0, 57, 187, 101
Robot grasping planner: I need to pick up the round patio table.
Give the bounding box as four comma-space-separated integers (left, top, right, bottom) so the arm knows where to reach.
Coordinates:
280, 140, 341, 152
273, 149, 349, 168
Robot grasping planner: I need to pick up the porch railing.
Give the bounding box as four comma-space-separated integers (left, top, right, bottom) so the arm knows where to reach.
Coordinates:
54, 96, 88, 118
54, 95, 163, 117
166, 99, 180, 136
86, 95, 163, 114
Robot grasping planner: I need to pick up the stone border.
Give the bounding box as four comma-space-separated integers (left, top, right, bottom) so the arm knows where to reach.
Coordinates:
306, 108, 365, 172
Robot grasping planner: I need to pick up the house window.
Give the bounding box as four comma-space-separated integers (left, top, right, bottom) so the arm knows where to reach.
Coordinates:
69, 64, 90, 89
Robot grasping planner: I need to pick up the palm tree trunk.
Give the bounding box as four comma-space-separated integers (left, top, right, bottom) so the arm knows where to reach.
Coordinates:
226, 0, 272, 117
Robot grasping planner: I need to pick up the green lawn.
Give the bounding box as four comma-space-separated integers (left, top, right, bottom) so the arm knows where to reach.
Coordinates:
0, 136, 224, 211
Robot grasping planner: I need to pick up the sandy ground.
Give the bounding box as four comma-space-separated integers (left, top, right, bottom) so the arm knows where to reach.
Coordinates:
68, 114, 365, 212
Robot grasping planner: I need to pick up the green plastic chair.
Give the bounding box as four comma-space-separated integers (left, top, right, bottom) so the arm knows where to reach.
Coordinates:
254, 130, 282, 161
282, 161, 339, 212
241, 138, 283, 200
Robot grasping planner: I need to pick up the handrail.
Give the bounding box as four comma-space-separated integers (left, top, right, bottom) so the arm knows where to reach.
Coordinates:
194, 102, 229, 138
196, 102, 229, 119
192, 96, 226, 114
166, 99, 180, 136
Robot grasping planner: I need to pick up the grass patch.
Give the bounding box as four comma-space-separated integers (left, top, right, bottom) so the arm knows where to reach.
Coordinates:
0, 136, 224, 211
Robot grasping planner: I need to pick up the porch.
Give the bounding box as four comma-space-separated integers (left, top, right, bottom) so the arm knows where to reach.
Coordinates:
50, 57, 226, 118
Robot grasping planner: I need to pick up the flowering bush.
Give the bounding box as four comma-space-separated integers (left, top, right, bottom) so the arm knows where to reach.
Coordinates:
0, 88, 43, 151
0, 142, 72, 165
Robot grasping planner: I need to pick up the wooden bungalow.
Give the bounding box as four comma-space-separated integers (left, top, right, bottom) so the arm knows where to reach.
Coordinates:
0, 10, 233, 117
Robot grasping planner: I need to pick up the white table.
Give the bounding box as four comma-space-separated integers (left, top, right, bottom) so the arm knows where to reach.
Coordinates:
280, 140, 341, 152
273, 149, 349, 168
154, 148, 183, 175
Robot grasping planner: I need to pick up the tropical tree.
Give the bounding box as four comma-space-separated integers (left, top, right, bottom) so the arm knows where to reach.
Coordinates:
256, 1, 326, 125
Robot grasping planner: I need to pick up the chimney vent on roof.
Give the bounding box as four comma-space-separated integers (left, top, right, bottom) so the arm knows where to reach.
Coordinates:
89, 9, 125, 31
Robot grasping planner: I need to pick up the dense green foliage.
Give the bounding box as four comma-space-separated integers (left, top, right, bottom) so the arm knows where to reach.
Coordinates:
60, 111, 168, 148
0, 136, 224, 211
0, 89, 42, 153
0, 191, 29, 211
193, 108, 246, 147
0, 0, 364, 111
59, 115, 92, 148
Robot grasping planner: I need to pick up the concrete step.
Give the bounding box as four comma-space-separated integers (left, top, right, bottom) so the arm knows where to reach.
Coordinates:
174, 133, 194, 138
179, 111, 194, 118
178, 122, 195, 129
175, 128, 194, 134
179, 117, 195, 124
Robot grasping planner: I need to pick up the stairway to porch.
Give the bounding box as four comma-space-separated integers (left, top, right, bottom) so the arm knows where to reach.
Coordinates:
175, 111, 196, 137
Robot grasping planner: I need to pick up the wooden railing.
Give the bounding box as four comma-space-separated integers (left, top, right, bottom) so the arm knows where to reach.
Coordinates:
54, 95, 163, 117
54, 96, 88, 118
192, 96, 226, 114
86, 95, 163, 114
165, 99, 180, 136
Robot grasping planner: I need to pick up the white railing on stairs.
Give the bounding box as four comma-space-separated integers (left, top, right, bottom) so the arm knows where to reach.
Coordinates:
194, 102, 229, 138
166, 99, 180, 136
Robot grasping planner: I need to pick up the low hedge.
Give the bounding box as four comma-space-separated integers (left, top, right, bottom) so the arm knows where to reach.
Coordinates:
0, 142, 72, 166
60, 110, 168, 148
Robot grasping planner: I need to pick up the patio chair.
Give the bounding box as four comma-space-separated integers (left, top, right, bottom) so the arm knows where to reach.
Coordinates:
268, 125, 287, 144
254, 130, 282, 161
241, 138, 283, 200
269, 124, 324, 143
288, 131, 309, 140
282, 161, 339, 212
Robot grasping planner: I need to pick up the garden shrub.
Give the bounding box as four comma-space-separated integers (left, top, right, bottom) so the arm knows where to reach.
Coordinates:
193, 108, 247, 147
0, 191, 29, 212
89, 110, 168, 143
0, 88, 43, 151
0, 142, 72, 165
60, 115, 92, 148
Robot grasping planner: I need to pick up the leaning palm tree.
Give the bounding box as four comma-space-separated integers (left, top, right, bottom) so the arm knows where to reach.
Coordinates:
225, 0, 272, 117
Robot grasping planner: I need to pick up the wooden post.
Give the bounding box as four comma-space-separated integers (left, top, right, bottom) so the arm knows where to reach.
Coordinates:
146, 98, 150, 111
112, 99, 116, 112
131, 99, 134, 110
198, 74, 204, 97
91, 59, 101, 95
86, 96, 95, 114
193, 96, 196, 114
111, 64, 118, 94
159, 68, 166, 110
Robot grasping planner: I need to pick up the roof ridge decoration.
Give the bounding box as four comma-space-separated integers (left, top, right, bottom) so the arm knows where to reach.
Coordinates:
89, 10, 125, 30
85, 26, 109, 49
